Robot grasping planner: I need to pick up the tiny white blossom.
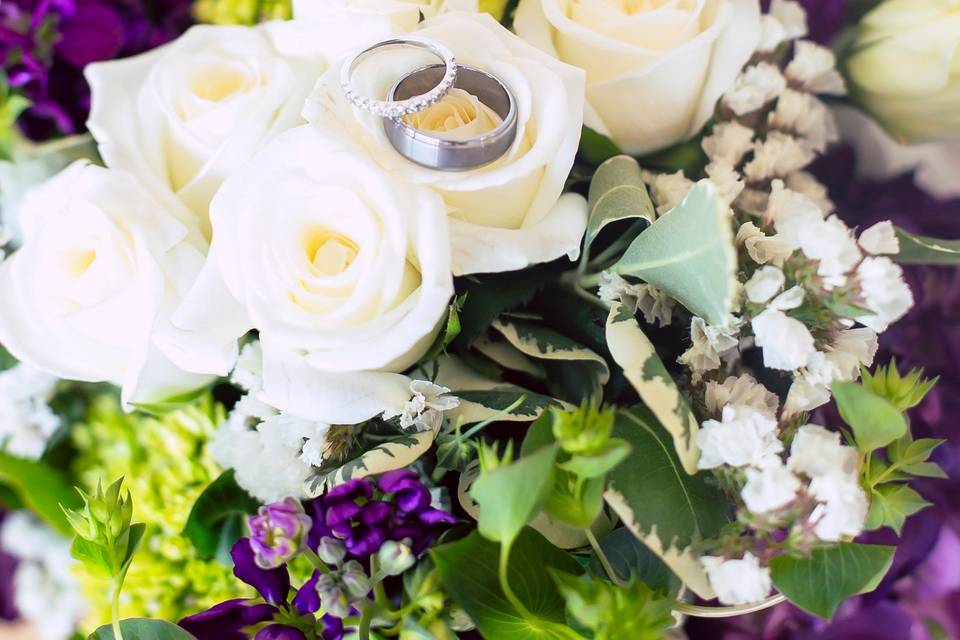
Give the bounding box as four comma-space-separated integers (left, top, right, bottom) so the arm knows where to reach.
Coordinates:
697, 405, 783, 470
744, 132, 816, 182
788, 424, 858, 479
388, 380, 460, 433
784, 328, 878, 416
799, 216, 862, 289
752, 288, 815, 370
767, 179, 825, 228
705, 374, 780, 419
783, 379, 833, 417
706, 161, 745, 206
742, 457, 802, 514
785, 171, 833, 213
768, 89, 839, 153
648, 170, 693, 214
679, 316, 741, 375
856, 257, 914, 331
597, 272, 632, 303
786, 41, 846, 95
702, 121, 755, 165
702, 552, 773, 605
723, 63, 788, 116
736, 222, 794, 267
745, 266, 785, 303
0, 363, 61, 460
300, 428, 333, 467
634, 284, 676, 327
858, 221, 900, 255
231, 341, 264, 393
808, 474, 869, 541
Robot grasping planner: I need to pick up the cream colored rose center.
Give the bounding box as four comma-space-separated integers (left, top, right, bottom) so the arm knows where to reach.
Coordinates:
191, 67, 253, 102
402, 88, 503, 141
304, 231, 359, 276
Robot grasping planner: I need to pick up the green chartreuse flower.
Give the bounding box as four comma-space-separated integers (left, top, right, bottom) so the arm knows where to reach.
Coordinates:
194, 0, 292, 25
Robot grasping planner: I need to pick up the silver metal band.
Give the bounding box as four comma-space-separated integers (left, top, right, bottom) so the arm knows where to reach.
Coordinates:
339, 36, 457, 119
383, 64, 518, 171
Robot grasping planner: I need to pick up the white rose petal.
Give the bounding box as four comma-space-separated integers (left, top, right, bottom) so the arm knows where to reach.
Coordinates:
514, 0, 761, 154
697, 404, 783, 470
702, 552, 772, 605
745, 266, 785, 303
294, 0, 478, 31
859, 221, 900, 255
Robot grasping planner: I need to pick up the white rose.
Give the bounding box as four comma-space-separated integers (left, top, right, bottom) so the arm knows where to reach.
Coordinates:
305, 13, 588, 276
85, 19, 390, 233
697, 404, 783, 470
514, 0, 761, 154
294, 0, 480, 31
702, 552, 772, 605
0, 161, 211, 406
847, 0, 960, 143
171, 126, 454, 424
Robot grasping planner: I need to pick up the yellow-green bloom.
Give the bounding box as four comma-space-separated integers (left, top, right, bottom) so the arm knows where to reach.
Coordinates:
847, 0, 960, 143
194, 0, 292, 25
70, 393, 248, 628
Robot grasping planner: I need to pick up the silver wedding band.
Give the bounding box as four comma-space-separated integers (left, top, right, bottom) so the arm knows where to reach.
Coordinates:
339, 36, 518, 171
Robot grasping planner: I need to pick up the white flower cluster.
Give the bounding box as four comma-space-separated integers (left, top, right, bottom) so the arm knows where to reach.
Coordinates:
597, 272, 676, 327
0, 363, 61, 459
1, 511, 87, 640
697, 376, 869, 605
383, 380, 460, 434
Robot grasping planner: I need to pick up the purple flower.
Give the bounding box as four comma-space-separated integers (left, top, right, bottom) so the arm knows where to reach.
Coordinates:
249, 497, 313, 569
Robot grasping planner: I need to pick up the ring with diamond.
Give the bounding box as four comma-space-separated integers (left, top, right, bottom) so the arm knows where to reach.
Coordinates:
383, 63, 518, 171
340, 36, 457, 119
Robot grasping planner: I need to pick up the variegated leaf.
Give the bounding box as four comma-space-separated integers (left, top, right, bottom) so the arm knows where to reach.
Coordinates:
606, 302, 699, 474
303, 431, 434, 497
604, 408, 729, 599
895, 227, 960, 265
585, 155, 655, 252
612, 180, 737, 326
452, 389, 563, 426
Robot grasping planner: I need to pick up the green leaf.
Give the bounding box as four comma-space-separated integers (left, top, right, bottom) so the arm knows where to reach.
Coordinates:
865, 484, 931, 535
605, 302, 699, 473
419, 298, 464, 365
183, 470, 259, 561
770, 543, 896, 619
130, 385, 211, 417
471, 444, 558, 548
611, 180, 737, 325
895, 227, 960, 265
88, 618, 198, 640
585, 155, 655, 253
0, 451, 81, 535
578, 125, 621, 166
432, 528, 583, 640
899, 461, 947, 479
557, 441, 631, 479
588, 527, 681, 596
453, 389, 561, 425
832, 382, 908, 452
603, 407, 729, 598
453, 266, 553, 348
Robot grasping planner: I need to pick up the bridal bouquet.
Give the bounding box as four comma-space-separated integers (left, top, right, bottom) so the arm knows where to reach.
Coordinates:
0, 0, 958, 638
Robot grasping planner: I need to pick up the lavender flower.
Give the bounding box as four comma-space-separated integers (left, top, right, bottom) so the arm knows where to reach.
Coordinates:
248, 498, 312, 570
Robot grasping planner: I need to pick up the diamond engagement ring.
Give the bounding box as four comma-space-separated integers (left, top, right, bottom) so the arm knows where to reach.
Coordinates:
340, 36, 457, 119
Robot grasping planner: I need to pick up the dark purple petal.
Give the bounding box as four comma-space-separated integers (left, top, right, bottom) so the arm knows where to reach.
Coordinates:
325, 479, 372, 502
346, 528, 386, 557
359, 501, 392, 525
178, 599, 276, 640
377, 469, 419, 493
231, 539, 290, 605
255, 625, 308, 640
324, 501, 363, 526
321, 614, 345, 640
419, 508, 457, 526
55, 4, 124, 66
293, 571, 321, 615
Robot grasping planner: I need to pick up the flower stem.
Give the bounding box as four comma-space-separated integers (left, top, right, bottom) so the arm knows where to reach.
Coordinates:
358, 605, 374, 640
585, 528, 625, 587
110, 568, 128, 640
302, 548, 332, 575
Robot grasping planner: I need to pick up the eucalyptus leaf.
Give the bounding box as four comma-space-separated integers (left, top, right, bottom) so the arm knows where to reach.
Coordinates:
770, 543, 895, 619
88, 618, 198, 640
183, 470, 259, 561
832, 382, 907, 452
611, 180, 736, 325
578, 125, 621, 166
304, 431, 435, 497
895, 227, 960, 265
470, 444, 558, 548
585, 155, 654, 252
605, 302, 699, 473
0, 451, 81, 535
432, 528, 583, 640
603, 407, 729, 598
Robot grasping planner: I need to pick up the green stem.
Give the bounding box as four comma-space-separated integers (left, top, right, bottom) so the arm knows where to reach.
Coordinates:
358, 605, 374, 640
302, 548, 333, 575
371, 556, 390, 609
110, 568, 128, 640
588, 220, 646, 268
585, 529, 625, 588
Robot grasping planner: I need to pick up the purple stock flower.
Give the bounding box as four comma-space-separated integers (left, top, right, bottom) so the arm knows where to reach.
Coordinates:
249, 497, 313, 570
307, 471, 456, 559
0, 0, 193, 141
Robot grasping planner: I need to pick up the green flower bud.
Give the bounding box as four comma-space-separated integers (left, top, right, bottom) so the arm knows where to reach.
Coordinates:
317, 536, 346, 566
377, 540, 415, 576
551, 403, 615, 455
341, 560, 371, 599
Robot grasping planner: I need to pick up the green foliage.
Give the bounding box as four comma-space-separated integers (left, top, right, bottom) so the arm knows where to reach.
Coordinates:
432, 528, 584, 640
770, 543, 895, 619
584, 155, 654, 255
551, 402, 617, 456
88, 619, 198, 640
419, 295, 465, 374
612, 180, 737, 325
453, 266, 552, 348
831, 382, 907, 452
894, 227, 960, 265
587, 528, 680, 596
552, 572, 674, 640
862, 430, 943, 534
0, 73, 31, 162
860, 360, 938, 412
183, 470, 259, 563
64, 477, 144, 578
193, 0, 291, 24
864, 484, 931, 535
0, 451, 81, 535
577, 126, 621, 166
